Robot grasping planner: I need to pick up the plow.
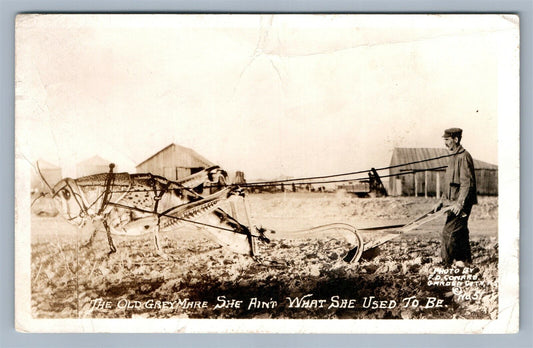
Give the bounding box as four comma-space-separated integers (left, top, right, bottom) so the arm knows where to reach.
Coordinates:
35, 162, 452, 265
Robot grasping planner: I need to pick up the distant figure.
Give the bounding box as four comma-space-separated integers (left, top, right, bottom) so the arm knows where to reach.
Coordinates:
234, 171, 246, 185
432, 128, 477, 266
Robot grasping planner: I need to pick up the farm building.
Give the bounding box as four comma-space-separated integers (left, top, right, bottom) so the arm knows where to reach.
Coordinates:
76, 155, 113, 177
136, 143, 215, 180
388, 148, 498, 197
31, 160, 62, 193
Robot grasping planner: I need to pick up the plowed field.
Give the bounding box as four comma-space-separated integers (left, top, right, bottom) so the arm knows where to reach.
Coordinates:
30, 194, 498, 319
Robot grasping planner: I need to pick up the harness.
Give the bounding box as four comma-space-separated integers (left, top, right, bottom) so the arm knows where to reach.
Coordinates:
53, 178, 91, 221
97, 163, 116, 215
53, 164, 117, 222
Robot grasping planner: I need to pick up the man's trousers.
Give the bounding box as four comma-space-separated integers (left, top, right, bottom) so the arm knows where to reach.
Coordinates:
440, 209, 473, 265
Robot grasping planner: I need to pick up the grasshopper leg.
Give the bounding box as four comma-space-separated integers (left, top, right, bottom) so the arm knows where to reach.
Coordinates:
153, 218, 172, 260
81, 226, 98, 249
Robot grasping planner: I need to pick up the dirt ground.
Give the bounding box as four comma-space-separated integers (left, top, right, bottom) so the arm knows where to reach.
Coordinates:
29, 194, 498, 320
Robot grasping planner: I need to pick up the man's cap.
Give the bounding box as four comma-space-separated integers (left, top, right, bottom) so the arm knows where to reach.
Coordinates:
442, 127, 463, 138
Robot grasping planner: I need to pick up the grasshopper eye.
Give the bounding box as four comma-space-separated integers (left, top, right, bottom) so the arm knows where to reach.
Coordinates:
62, 190, 71, 200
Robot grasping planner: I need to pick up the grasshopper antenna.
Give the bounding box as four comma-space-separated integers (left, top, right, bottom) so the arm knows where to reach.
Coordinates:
36, 160, 55, 195
31, 192, 46, 207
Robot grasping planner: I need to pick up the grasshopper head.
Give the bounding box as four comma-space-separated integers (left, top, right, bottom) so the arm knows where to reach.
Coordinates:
52, 178, 87, 226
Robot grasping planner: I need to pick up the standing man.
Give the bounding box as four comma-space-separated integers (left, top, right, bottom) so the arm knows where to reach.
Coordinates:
433, 128, 477, 266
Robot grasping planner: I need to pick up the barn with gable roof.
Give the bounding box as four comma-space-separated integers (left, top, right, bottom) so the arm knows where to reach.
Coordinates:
388, 148, 498, 197
135, 143, 215, 180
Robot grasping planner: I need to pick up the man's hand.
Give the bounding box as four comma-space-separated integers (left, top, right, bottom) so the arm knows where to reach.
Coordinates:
432, 201, 443, 213
450, 202, 463, 215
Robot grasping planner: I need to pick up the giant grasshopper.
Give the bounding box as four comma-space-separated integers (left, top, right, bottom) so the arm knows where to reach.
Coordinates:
37, 163, 270, 259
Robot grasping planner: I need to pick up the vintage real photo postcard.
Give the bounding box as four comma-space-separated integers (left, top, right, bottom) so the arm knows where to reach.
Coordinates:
14, 14, 519, 333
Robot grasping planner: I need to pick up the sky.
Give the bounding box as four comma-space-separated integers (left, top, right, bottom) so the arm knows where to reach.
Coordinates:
15, 15, 518, 180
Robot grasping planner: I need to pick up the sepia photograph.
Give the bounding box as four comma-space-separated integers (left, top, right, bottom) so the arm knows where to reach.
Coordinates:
14, 14, 519, 333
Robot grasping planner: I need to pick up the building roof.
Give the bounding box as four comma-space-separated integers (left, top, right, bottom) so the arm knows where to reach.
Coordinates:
76, 155, 111, 167
390, 148, 498, 172
136, 143, 214, 168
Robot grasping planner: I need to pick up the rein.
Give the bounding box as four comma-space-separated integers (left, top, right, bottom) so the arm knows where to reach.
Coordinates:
53, 179, 91, 220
